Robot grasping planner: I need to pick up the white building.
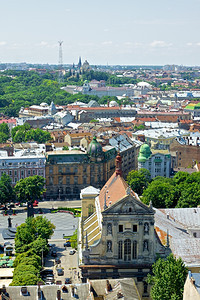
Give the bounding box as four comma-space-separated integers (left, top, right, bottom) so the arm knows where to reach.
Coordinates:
0, 150, 45, 185
138, 143, 171, 178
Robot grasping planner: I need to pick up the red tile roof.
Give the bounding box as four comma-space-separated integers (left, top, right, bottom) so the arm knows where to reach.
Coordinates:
99, 172, 137, 211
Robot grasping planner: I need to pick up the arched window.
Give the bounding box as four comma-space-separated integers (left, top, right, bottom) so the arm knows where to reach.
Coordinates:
124, 239, 131, 261
133, 241, 137, 259
118, 241, 123, 259
129, 207, 132, 212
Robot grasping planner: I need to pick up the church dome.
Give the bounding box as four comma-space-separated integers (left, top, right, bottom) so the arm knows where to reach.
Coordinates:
110, 100, 119, 107
87, 136, 103, 157
138, 143, 152, 163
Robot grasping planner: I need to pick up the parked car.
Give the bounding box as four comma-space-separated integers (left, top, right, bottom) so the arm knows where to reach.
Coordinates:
69, 249, 76, 255
64, 241, 71, 248
40, 269, 53, 277
65, 278, 72, 284
55, 257, 61, 264
33, 201, 38, 207
45, 280, 54, 285
56, 268, 64, 276
45, 276, 54, 283
51, 250, 57, 257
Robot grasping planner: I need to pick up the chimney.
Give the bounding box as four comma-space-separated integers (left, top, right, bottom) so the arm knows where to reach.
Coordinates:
115, 152, 122, 177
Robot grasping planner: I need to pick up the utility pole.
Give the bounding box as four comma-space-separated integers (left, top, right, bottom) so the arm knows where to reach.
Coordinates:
58, 41, 63, 83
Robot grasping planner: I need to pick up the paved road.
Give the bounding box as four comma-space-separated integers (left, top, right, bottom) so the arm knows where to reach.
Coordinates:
38, 200, 81, 209
0, 209, 79, 242
44, 241, 80, 285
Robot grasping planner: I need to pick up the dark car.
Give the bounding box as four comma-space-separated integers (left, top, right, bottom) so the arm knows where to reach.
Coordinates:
56, 268, 64, 276
65, 278, 72, 284
64, 241, 71, 248
55, 257, 61, 264
51, 250, 57, 257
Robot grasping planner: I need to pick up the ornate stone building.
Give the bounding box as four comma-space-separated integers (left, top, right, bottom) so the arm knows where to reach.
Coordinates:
138, 143, 172, 178
45, 137, 116, 200
80, 153, 170, 298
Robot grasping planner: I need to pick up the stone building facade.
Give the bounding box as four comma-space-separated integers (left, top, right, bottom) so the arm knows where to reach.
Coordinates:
80, 155, 170, 299
45, 137, 116, 200
138, 143, 172, 178
170, 139, 200, 168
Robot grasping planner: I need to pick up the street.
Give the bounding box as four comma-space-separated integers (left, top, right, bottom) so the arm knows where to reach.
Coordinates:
44, 241, 80, 285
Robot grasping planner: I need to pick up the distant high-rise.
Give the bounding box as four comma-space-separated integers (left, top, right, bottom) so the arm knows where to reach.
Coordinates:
77, 56, 82, 69
58, 41, 63, 83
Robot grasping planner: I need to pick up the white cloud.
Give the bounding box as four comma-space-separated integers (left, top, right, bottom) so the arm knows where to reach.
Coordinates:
0, 41, 6, 46
187, 42, 193, 46
101, 41, 113, 45
150, 40, 172, 48
40, 41, 48, 46
196, 42, 200, 46
66, 8, 71, 12
104, 29, 109, 32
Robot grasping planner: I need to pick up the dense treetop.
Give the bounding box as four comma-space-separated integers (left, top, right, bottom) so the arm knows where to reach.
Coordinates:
0, 70, 138, 117
127, 170, 200, 209
147, 254, 187, 300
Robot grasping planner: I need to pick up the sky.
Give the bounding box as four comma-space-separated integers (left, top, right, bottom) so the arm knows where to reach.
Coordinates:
1, 0, 200, 66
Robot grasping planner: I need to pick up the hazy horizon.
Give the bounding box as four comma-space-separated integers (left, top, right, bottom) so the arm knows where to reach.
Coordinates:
1, 0, 200, 66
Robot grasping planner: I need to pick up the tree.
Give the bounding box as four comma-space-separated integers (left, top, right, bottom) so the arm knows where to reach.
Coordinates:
142, 178, 175, 208
0, 122, 10, 140
14, 175, 45, 203
127, 168, 151, 195
13, 250, 41, 269
62, 146, 69, 150
147, 254, 188, 300
0, 173, 15, 206
15, 216, 55, 254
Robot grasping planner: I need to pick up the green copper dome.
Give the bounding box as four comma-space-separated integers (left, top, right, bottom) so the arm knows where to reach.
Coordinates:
87, 136, 103, 157
138, 143, 152, 163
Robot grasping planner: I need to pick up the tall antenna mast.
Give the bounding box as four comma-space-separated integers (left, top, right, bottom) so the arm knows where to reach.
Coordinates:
58, 41, 63, 83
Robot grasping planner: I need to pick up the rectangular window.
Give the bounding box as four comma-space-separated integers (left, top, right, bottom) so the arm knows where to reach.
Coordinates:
133, 241, 137, 259
14, 177, 17, 183
66, 177, 70, 185
133, 225, 137, 232
58, 176, 63, 185
118, 241, 123, 259
58, 166, 62, 173
83, 177, 87, 184
119, 225, 123, 232
49, 177, 53, 185
28, 170, 31, 176
9, 170, 12, 176
32, 170, 36, 175
49, 167, 53, 174
74, 176, 78, 185
21, 170, 24, 176
14, 170, 17, 176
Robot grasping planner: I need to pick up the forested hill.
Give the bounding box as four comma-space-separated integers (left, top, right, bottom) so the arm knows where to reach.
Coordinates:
0, 70, 101, 117
0, 70, 136, 118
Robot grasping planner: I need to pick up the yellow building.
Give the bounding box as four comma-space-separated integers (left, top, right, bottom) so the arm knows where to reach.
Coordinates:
45, 137, 116, 200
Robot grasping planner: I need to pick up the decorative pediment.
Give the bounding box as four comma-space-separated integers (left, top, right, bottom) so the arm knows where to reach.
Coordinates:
102, 194, 154, 215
